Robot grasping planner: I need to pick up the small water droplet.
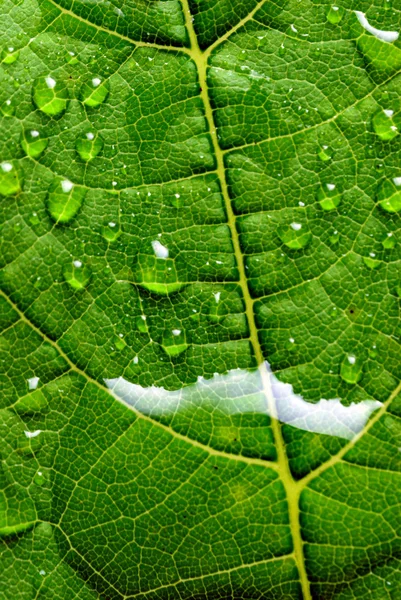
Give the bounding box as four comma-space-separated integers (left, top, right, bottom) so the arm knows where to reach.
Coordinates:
136, 315, 148, 333
170, 192, 184, 208
326, 5, 345, 25
317, 183, 342, 211
363, 253, 381, 269
1, 46, 19, 64
63, 260, 91, 290
113, 334, 126, 351
340, 354, 363, 384
329, 230, 340, 245
0, 161, 22, 196
382, 231, 395, 249
377, 177, 401, 213
66, 50, 79, 65
75, 131, 103, 161
102, 221, 121, 242
318, 146, 332, 161
278, 222, 311, 249
372, 109, 398, 141
33, 76, 69, 116
80, 77, 109, 107
134, 247, 184, 296
1, 98, 15, 117
34, 470, 45, 486
46, 179, 86, 223
21, 129, 48, 158
162, 328, 188, 357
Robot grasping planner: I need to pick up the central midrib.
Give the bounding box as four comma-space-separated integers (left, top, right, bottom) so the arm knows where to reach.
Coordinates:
179, 2, 312, 598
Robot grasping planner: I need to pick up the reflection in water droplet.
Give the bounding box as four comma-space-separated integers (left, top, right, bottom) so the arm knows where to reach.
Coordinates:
0, 161, 21, 195
377, 177, 401, 213
80, 77, 109, 107
355, 11, 399, 43
46, 179, 86, 223
63, 261, 91, 290
105, 362, 381, 441
317, 183, 342, 211
340, 354, 363, 384
278, 222, 311, 249
161, 328, 188, 357
33, 76, 69, 116
326, 6, 345, 25
1, 46, 19, 64
372, 109, 398, 141
0, 98, 15, 117
75, 131, 103, 161
21, 129, 48, 158
382, 232, 395, 249
102, 220, 121, 242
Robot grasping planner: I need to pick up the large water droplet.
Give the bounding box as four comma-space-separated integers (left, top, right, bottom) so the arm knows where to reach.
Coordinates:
1, 46, 19, 64
75, 131, 103, 161
102, 220, 121, 242
0, 161, 21, 196
33, 76, 69, 116
377, 177, 401, 213
326, 5, 345, 25
63, 260, 91, 290
340, 354, 363, 384
278, 222, 311, 249
21, 129, 48, 158
46, 179, 86, 223
161, 328, 188, 357
134, 245, 184, 295
372, 109, 398, 140
317, 183, 342, 211
80, 77, 109, 107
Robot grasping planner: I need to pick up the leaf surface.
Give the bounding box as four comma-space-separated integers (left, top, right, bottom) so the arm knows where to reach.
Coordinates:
1, 0, 401, 598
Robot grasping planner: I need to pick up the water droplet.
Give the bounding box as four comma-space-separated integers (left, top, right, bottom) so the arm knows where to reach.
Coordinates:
66, 50, 79, 65
114, 334, 126, 351
34, 470, 45, 486
21, 129, 48, 158
136, 315, 148, 333
363, 254, 381, 269
329, 230, 340, 245
80, 77, 109, 107
207, 291, 229, 323
161, 328, 188, 357
33, 76, 69, 116
102, 221, 121, 242
377, 177, 401, 213
340, 354, 363, 384
318, 145, 331, 161
134, 248, 184, 296
372, 109, 398, 141
46, 179, 86, 223
317, 183, 342, 211
278, 222, 312, 249
63, 260, 91, 290
75, 131, 103, 161
0, 161, 21, 196
170, 192, 184, 208
1, 98, 15, 117
326, 5, 345, 25
382, 232, 395, 249
1, 46, 19, 64
369, 343, 378, 359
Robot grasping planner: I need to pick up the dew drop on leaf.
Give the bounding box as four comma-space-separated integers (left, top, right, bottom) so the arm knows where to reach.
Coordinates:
170, 192, 185, 208
372, 109, 398, 141
75, 131, 103, 161
33, 76, 69, 116
63, 260, 91, 290
161, 328, 188, 357
326, 6, 345, 25
382, 232, 395, 249
134, 244, 184, 295
329, 230, 340, 245
34, 470, 45, 486
46, 179, 86, 223
102, 220, 121, 242
1, 46, 19, 64
317, 183, 342, 211
80, 77, 109, 107
340, 354, 363, 384
377, 177, 401, 213
1, 98, 15, 117
21, 129, 48, 158
136, 315, 148, 333
363, 253, 381, 269
0, 161, 22, 196
113, 334, 126, 351
278, 222, 311, 249
318, 145, 331, 161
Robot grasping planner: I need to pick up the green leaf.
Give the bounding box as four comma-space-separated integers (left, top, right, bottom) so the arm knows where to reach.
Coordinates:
1, 1, 401, 598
